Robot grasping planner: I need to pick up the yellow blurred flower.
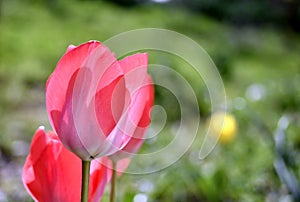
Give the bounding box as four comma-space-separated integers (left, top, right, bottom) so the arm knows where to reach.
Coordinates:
209, 112, 238, 143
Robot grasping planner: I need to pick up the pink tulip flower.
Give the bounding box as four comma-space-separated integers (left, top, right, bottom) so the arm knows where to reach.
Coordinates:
46, 40, 154, 160
22, 127, 108, 202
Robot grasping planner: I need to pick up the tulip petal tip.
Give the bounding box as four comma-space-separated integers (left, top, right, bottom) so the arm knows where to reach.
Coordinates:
88, 40, 98, 43
38, 125, 45, 130
66, 45, 77, 53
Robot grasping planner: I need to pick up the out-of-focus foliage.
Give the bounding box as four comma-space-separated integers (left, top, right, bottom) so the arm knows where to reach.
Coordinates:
0, 0, 300, 201
180, 0, 300, 30
108, 0, 300, 32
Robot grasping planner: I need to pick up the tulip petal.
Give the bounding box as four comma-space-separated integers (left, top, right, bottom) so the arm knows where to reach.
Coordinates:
47, 41, 101, 130
95, 77, 126, 137
120, 53, 148, 74
109, 76, 154, 161
23, 128, 108, 202
118, 53, 150, 140
89, 159, 109, 202
138, 76, 154, 127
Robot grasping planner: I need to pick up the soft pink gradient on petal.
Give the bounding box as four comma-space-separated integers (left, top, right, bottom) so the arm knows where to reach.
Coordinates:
47, 41, 101, 127
46, 40, 154, 161
109, 76, 154, 162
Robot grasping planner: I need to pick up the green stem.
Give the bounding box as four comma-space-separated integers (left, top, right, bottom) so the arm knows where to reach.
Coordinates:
110, 161, 116, 202
81, 160, 91, 202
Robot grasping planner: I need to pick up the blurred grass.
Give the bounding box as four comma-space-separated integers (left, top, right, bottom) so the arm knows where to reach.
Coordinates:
0, 0, 300, 201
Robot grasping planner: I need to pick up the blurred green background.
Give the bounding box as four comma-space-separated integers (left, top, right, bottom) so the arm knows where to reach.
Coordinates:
1, 0, 300, 201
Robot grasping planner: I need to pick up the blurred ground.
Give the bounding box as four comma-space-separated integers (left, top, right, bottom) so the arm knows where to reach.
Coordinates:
0, 0, 300, 201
